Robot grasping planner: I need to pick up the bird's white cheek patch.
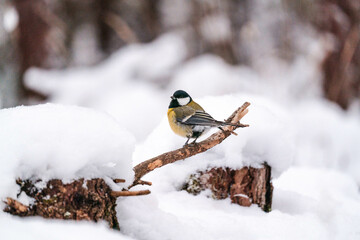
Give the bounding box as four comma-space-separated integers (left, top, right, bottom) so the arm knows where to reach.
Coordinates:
177, 97, 190, 106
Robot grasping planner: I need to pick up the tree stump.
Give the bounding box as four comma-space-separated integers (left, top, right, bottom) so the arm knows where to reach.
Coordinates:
183, 163, 273, 212
4, 178, 120, 229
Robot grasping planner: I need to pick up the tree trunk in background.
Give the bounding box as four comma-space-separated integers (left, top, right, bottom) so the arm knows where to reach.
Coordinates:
14, 0, 49, 74
13, 0, 50, 101
318, 0, 360, 109
183, 163, 273, 212
96, 0, 160, 54
110, 0, 160, 44
286, 0, 360, 109
190, 0, 239, 65
0, 2, 20, 107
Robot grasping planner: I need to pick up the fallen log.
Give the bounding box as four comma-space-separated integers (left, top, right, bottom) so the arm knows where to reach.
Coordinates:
5, 178, 130, 229
183, 163, 273, 212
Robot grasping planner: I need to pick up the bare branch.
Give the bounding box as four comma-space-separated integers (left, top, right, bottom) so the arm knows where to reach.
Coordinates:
132, 102, 250, 186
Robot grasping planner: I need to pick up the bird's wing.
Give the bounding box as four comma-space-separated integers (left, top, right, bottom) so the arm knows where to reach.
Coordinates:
178, 110, 220, 127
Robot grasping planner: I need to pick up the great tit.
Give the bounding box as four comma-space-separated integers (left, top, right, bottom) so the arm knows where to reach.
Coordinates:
167, 90, 243, 146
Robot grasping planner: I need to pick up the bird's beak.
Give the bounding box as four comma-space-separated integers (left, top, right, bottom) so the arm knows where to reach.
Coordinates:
170, 96, 175, 100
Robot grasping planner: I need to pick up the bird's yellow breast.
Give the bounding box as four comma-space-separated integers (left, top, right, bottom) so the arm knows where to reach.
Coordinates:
167, 108, 192, 137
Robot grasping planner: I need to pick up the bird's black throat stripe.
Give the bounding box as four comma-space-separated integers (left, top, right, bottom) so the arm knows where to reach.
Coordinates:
169, 99, 180, 108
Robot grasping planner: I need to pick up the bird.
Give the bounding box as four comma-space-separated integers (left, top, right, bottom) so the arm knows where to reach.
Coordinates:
167, 90, 245, 146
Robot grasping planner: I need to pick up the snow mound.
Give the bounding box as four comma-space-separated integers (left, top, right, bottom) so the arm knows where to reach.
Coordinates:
1, 215, 134, 240
117, 167, 360, 240
0, 104, 135, 199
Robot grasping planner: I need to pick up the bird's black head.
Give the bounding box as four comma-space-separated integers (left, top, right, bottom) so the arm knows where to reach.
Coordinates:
173, 90, 190, 99
169, 90, 192, 108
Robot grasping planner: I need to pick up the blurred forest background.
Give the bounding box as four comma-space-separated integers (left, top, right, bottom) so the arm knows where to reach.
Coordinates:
0, 0, 359, 109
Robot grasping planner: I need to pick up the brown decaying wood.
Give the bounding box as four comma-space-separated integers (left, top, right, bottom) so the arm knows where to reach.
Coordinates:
132, 102, 250, 186
230, 163, 273, 211
183, 164, 273, 212
5, 178, 120, 229
5, 178, 152, 228
4, 198, 30, 216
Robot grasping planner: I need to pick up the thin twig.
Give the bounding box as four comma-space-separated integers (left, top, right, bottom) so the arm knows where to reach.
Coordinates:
128, 180, 153, 190
113, 178, 126, 183
136, 180, 152, 186
111, 190, 151, 197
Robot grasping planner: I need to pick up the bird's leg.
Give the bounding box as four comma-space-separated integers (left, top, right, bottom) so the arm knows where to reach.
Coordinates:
218, 126, 225, 133
184, 137, 191, 147
190, 136, 199, 145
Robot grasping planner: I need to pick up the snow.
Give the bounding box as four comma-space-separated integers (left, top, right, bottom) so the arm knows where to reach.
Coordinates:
233, 193, 249, 198
200, 14, 232, 43
1, 215, 134, 240
160, 0, 192, 28
1, 25, 360, 240
116, 167, 360, 240
24, 33, 185, 141
2, 6, 18, 33
71, 24, 103, 66
0, 103, 135, 201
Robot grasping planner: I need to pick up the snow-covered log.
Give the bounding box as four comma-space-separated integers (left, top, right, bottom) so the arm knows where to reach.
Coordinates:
5, 178, 120, 229
183, 164, 273, 212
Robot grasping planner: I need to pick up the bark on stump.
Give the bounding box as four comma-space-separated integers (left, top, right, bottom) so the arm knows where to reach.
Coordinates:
183, 163, 273, 212
4, 178, 120, 229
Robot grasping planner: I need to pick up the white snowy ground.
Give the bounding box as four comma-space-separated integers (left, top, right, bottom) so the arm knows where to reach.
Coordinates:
1, 33, 360, 239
